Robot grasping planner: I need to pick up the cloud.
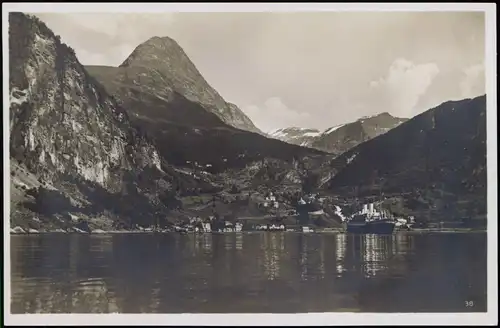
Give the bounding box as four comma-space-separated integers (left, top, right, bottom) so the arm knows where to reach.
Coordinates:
369, 58, 440, 117
72, 43, 136, 66
243, 97, 310, 133
35, 13, 176, 66
460, 62, 485, 99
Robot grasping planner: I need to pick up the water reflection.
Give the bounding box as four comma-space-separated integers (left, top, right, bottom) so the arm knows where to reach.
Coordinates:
318, 238, 325, 279
343, 234, 417, 278
11, 233, 487, 313
300, 235, 308, 281
335, 233, 347, 277
235, 234, 243, 250
262, 233, 281, 281
202, 234, 212, 252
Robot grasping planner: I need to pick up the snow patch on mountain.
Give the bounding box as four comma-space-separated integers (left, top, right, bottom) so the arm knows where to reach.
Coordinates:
323, 124, 346, 135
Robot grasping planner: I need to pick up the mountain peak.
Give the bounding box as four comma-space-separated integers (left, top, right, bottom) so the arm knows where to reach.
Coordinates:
92, 35, 262, 134
358, 112, 397, 121
138, 36, 182, 51
119, 35, 187, 68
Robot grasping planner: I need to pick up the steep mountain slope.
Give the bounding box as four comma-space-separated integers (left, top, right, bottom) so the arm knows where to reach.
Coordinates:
9, 13, 200, 231
268, 113, 407, 155
86, 38, 328, 174
322, 96, 487, 221
86, 36, 261, 134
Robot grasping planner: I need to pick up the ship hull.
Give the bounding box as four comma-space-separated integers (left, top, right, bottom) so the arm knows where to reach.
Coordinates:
346, 222, 368, 234
366, 220, 396, 234
346, 220, 395, 234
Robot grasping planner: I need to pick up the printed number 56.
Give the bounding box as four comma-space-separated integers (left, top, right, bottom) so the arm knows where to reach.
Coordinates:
465, 301, 474, 307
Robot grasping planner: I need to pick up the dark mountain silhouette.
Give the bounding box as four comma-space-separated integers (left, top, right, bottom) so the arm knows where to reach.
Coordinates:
322, 95, 487, 222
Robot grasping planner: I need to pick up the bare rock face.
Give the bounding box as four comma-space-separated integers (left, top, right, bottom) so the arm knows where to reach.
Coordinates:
10, 13, 165, 189
9, 13, 172, 228
87, 36, 261, 134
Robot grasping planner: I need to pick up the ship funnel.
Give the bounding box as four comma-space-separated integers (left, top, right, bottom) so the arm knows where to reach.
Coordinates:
363, 204, 368, 214
368, 203, 374, 214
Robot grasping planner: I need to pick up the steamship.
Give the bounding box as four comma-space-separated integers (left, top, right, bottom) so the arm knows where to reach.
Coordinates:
346, 202, 396, 234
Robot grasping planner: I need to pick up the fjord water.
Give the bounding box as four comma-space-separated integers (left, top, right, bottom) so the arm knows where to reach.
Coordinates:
10, 232, 486, 313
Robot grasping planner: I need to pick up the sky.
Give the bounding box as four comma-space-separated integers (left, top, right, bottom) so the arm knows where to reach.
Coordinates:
34, 12, 486, 133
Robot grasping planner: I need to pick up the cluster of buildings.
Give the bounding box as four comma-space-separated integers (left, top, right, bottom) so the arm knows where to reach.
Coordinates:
262, 192, 279, 209
167, 218, 318, 234
174, 217, 243, 233
219, 221, 243, 233
395, 216, 416, 229
255, 223, 286, 231
254, 224, 314, 233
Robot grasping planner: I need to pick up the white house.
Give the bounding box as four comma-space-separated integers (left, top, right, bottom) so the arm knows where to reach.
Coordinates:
395, 218, 408, 227
203, 222, 212, 233
224, 221, 234, 232
265, 192, 276, 202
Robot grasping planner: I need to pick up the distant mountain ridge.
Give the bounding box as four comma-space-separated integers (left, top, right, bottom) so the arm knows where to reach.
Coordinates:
268, 112, 407, 155
268, 127, 321, 147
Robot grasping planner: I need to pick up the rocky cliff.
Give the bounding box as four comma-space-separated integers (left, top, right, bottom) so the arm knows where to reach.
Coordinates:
86, 36, 261, 134
9, 13, 189, 231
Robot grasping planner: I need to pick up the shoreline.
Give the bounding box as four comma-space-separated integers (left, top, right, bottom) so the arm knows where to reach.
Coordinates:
9, 228, 487, 236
